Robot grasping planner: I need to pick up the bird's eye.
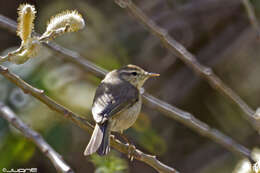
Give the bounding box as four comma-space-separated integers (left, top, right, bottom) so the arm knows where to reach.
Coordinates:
131, 72, 138, 76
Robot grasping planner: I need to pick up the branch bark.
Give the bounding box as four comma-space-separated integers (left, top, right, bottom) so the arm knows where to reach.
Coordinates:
0, 14, 256, 162
0, 103, 74, 173
242, 0, 260, 38
113, 0, 260, 132
0, 65, 178, 173
0, 56, 9, 63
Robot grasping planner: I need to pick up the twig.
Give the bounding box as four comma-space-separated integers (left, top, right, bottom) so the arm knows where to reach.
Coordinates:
0, 46, 25, 64
0, 55, 9, 63
0, 14, 255, 162
143, 94, 254, 162
242, 0, 260, 38
0, 103, 74, 173
0, 65, 178, 173
113, 0, 260, 132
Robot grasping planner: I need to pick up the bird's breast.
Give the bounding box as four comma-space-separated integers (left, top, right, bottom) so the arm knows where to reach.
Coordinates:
110, 96, 142, 132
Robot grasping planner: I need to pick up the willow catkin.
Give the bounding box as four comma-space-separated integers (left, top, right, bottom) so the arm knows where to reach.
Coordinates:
17, 4, 36, 43
41, 10, 85, 39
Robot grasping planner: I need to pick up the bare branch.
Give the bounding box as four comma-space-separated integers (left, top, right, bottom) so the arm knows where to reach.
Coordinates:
113, 0, 260, 132
0, 103, 74, 173
0, 56, 9, 63
0, 14, 256, 162
0, 65, 178, 173
242, 0, 260, 38
143, 94, 254, 162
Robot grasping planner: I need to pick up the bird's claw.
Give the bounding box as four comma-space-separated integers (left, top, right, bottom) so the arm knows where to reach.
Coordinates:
127, 143, 136, 161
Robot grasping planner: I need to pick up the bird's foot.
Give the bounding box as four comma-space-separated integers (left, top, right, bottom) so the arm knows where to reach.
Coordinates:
127, 143, 136, 161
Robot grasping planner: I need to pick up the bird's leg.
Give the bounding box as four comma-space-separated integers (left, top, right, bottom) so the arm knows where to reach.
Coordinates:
118, 131, 136, 161
119, 130, 130, 143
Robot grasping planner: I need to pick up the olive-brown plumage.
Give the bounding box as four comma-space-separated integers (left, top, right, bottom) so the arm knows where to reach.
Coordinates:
84, 64, 159, 156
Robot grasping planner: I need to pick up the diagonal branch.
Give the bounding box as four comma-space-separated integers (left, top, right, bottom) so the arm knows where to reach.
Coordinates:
242, 0, 260, 38
0, 103, 74, 173
0, 65, 178, 173
143, 94, 254, 162
0, 56, 9, 63
0, 14, 256, 162
113, 0, 260, 132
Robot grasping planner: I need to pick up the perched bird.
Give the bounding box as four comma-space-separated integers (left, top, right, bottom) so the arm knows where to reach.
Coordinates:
84, 64, 159, 156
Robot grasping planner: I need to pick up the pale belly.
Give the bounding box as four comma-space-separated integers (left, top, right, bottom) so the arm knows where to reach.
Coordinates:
110, 98, 142, 132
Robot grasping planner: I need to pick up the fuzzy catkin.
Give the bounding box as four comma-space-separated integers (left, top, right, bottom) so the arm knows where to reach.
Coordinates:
17, 4, 36, 42
43, 10, 85, 37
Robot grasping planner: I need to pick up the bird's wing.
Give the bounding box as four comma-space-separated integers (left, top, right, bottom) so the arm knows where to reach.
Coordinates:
92, 81, 139, 124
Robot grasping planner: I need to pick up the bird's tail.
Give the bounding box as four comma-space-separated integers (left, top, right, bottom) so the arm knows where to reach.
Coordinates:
97, 121, 110, 155
84, 121, 110, 156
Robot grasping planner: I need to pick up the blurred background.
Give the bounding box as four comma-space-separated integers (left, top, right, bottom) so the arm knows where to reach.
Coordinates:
0, 0, 260, 172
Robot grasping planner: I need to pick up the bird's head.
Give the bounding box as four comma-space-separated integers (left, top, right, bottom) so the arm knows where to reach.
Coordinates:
117, 64, 160, 89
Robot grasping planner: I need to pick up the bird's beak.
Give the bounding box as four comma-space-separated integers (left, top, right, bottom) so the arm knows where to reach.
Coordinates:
147, 72, 160, 77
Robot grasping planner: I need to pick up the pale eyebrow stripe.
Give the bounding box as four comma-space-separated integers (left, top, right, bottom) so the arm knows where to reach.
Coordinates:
120, 70, 138, 74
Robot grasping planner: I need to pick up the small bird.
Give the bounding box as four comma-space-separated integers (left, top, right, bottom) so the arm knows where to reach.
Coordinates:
84, 64, 159, 156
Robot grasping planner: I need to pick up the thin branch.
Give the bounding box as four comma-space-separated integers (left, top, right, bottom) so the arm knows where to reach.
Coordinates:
0, 103, 74, 173
0, 14, 256, 162
0, 46, 25, 64
0, 55, 9, 63
143, 94, 254, 162
0, 65, 178, 173
242, 0, 260, 38
113, 0, 260, 132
